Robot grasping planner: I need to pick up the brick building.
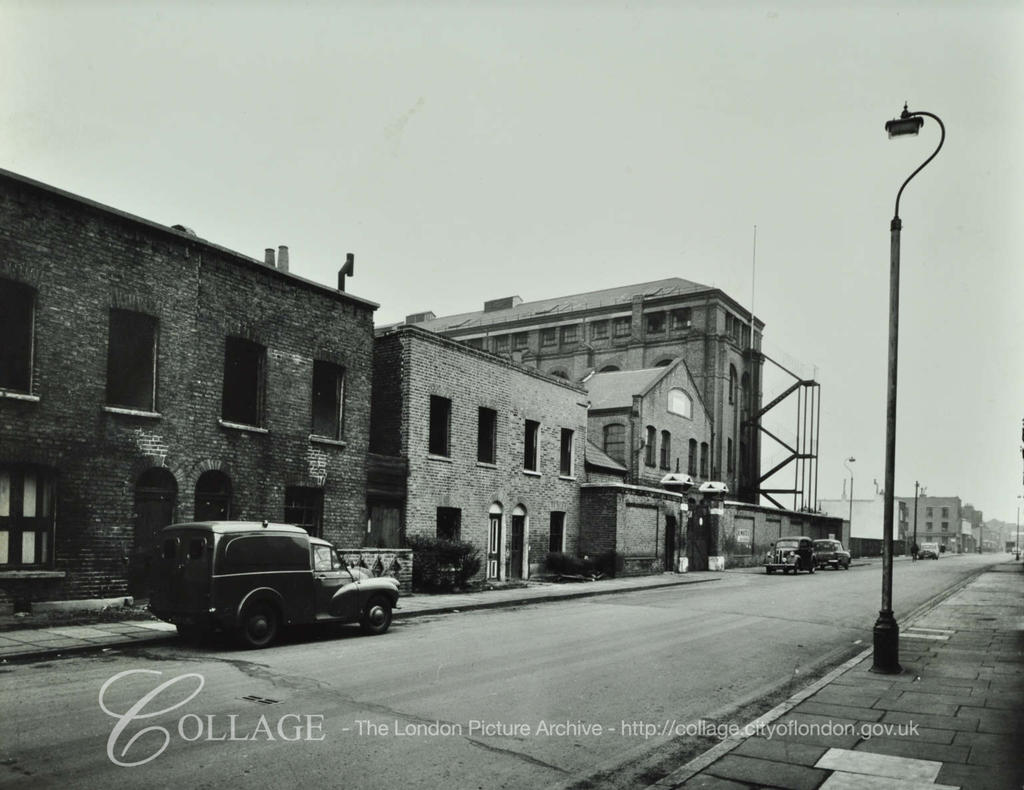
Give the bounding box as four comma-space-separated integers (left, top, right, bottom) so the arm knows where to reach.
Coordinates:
895, 495, 965, 554
0, 169, 377, 605
368, 326, 586, 580
397, 278, 765, 502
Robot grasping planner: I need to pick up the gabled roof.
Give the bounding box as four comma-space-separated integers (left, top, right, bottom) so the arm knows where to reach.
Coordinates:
414, 277, 710, 332
584, 440, 628, 473
584, 366, 672, 410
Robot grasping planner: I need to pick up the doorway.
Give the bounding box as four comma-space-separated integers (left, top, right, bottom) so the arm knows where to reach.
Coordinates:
132, 468, 178, 597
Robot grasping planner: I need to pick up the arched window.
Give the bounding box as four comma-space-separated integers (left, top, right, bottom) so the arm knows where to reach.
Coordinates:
599, 365, 620, 373
729, 365, 738, 405
549, 369, 569, 379
603, 424, 626, 465
688, 439, 698, 476
195, 470, 232, 521
668, 388, 692, 418
660, 431, 671, 470
654, 358, 673, 368
644, 426, 656, 466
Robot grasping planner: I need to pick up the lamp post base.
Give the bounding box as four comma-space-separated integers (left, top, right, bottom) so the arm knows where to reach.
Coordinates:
871, 609, 902, 674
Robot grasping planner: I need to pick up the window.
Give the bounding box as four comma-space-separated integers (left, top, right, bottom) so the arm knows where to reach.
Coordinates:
541, 328, 557, 347
660, 431, 671, 470
0, 466, 56, 567
926, 521, 933, 530
727, 438, 735, 474
194, 470, 231, 521
549, 369, 569, 379
311, 360, 344, 439
220, 535, 309, 573
106, 309, 158, 410
728, 365, 737, 405
646, 312, 665, 334
493, 335, 509, 354
549, 512, 565, 553
0, 279, 34, 393
477, 407, 497, 464
436, 507, 461, 541
603, 424, 626, 465
941, 507, 949, 518
688, 439, 697, 476
700, 442, 709, 477
524, 419, 540, 472
926, 507, 933, 516
560, 324, 579, 345
645, 426, 656, 467
222, 337, 266, 426
668, 388, 692, 418
284, 487, 324, 537
428, 395, 451, 456
670, 308, 692, 330
464, 338, 484, 350
612, 317, 631, 337
512, 332, 529, 350
560, 428, 574, 476
591, 321, 609, 340
599, 365, 620, 372
942, 521, 949, 532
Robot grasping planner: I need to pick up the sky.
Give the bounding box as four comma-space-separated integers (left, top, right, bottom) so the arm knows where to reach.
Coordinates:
3, 1, 1022, 522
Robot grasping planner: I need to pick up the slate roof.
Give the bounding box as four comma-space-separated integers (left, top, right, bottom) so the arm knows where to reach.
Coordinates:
584, 440, 628, 472
413, 277, 710, 333
584, 367, 670, 411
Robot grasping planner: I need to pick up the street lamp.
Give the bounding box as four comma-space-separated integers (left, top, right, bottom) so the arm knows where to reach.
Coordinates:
844, 457, 856, 533
912, 482, 925, 558
873, 104, 946, 675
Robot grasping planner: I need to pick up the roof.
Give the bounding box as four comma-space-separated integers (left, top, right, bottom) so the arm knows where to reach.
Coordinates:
0, 168, 378, 312
413, 277, 710, 333
163, 521, 309, 535
584, 367, 671, 410
584, 441, 628, 473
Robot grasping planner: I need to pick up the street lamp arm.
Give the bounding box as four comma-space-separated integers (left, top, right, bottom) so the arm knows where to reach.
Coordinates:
894, 110, 946, 221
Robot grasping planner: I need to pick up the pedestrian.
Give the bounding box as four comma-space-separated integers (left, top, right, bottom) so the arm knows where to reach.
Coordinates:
911, 541, 919, 561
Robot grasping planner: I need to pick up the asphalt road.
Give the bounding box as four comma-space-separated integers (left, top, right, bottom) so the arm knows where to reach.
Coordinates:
0, 553, 1003, 790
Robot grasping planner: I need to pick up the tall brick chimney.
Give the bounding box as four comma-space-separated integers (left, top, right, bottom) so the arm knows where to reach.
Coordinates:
277, 245, 289, 272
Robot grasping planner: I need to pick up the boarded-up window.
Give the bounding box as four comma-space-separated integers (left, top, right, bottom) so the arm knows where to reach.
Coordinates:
622, 504, 658, 556
367, 503, 402, 548
0, 279, 34, 393
429, 396, 451, 456
106, 310, 158, 410
312, 361, 344, 439
222, 337, 265, 426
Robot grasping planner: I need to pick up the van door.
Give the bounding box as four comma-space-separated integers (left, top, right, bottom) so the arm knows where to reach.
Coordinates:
313, 545, 358, 620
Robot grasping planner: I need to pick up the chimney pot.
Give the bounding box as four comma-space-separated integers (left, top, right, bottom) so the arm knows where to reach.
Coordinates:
277, 245, 289, 272
264, 248, 275, 267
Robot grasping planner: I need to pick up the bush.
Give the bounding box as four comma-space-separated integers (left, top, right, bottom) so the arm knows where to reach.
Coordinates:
406, 535, 482, 591
545, 551, 619, 577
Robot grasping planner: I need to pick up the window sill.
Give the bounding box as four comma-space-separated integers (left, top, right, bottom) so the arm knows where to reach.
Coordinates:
0, 390, 39, 402
104, 406, 161, 419
522, 469, 542, 477
218, 419, 269, 435
476, 461, 498, 469
310, 435, 347, 448
426, 454, 453, 463
559, 475, 577, 482
0, 570, 66, 579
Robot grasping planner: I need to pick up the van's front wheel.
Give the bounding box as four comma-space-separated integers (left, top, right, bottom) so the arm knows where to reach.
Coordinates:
238, 603, 279, 648
360, 595, 393, 636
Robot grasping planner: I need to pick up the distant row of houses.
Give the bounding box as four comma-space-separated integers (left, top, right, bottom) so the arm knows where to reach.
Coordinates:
0, 168, 842, 606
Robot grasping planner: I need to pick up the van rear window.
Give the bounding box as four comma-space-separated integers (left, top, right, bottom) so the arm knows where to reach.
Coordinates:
219, 535, 309, 573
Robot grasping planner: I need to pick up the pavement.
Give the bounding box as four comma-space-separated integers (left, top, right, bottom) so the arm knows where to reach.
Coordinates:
1, 558, 1019, 790
655, 561, 1024, 790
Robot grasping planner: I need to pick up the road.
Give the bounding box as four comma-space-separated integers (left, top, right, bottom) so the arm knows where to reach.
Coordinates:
0, 553, 1003, 790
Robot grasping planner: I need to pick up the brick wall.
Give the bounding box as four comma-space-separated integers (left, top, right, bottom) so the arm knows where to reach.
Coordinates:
0, 171, 377, 602
717, 503, 847, 568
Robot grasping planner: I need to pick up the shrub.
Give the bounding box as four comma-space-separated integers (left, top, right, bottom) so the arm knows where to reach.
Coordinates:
406, 535, 482, 591
545, 551, 619, 577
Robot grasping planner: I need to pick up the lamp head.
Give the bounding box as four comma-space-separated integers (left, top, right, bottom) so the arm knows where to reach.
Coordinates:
886, 104, 924, 138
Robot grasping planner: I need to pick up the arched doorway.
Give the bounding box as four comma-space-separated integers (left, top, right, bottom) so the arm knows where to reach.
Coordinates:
487, 502, 503, 580
132, 467, 177, 596
509, 505, 527, 580
194, 470, 232, 521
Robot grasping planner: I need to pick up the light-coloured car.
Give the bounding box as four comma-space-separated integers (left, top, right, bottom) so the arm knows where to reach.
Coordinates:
917, 542, 940, 560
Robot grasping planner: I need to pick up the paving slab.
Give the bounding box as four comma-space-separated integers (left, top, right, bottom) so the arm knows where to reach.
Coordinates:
815, 747, 942, 782
818, 771, 959, 790
853, 735, 970, 764
731, 736, 826, 767
703, 754, 828, 790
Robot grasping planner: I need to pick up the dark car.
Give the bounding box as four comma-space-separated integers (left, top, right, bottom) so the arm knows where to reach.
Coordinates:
813, 539, 851, 570
917, 542, 940, 560
149, 521, 400, 648
764, 536, 816, 574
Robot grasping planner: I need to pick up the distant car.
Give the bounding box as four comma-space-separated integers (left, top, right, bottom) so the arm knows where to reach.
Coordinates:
764, 536, 816, 574
813, 539, 851, 570
917, 542, 940, 560
149, 521, 400, 648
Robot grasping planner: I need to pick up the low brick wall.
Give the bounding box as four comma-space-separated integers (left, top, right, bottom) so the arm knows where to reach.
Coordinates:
340, 548, 413, 594
717, 503, 847, 569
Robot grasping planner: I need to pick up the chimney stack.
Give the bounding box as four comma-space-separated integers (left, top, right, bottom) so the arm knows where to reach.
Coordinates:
277, 245, 289, 272
338, 252, 355, 291
264, 248, 276, 267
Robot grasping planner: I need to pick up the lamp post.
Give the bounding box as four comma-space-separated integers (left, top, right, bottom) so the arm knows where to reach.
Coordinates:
872, 104, 946, 675
844, 457, 856, 533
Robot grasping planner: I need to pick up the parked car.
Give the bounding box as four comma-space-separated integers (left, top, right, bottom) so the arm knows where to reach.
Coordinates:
813, 539, 851, 570
917, 542, 940, 560
764, 536, 816, 574
149, 521, 400, 648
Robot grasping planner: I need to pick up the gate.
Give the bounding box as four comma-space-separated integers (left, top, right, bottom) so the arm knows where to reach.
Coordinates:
688, 508, 709, 572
